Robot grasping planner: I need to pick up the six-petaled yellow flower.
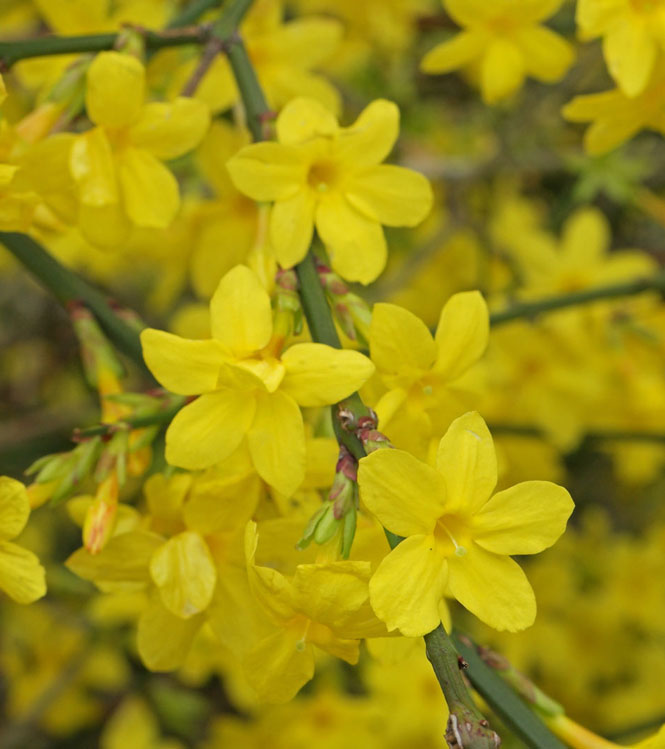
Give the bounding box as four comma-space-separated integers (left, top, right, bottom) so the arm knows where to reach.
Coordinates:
358, 412, 574, 636
69, 51, 210, 248
421, 0, 574, 104
227, 97, 433, 284
141, 265, 375, 495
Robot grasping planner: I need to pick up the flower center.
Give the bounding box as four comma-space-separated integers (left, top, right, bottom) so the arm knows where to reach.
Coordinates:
434, 515, 470, 558
308, 159, 339, 193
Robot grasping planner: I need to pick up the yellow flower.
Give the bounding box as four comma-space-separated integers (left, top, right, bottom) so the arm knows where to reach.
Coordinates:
141, 265, 375, 494
421, 0, 574, 104
577, 0, 665, 97
69, 51, 210, 248
358, 412, 573, 636
243, 521, 388, 702
226, 97, 433, 284
369, 292, 489, 456
509, 207, 656, 297
0, 477, 47, 604
563, 64, 665, 155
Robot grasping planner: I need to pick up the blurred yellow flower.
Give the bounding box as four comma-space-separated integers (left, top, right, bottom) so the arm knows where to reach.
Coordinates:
421, 0, 574, 103
69, 51, 209, 248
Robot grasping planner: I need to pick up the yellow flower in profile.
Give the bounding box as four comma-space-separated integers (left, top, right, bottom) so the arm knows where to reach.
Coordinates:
358, 412, 573, 636
563, 64, 665, 155
369, 292, 489, 456
141, 265, 374, 494
0, 477, 47, 604
227, 97, 433, 284
577, 0, 665, 97
421, 0, 574, 104
69, 51, 210, 248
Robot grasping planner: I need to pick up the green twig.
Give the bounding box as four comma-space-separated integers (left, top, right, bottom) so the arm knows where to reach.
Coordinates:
453, 635, 566, 749
73, 398, 186, 440
0, 232, 148, 373
490, 272, 665, 326
0, 26, 209, 69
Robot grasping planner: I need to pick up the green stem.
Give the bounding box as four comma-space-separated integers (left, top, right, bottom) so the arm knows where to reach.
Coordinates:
453, 635, 567, 749
490, 272, 665, 326
0, 232, 148, 374
0, 27, 209, 69
73, 398, 186, 439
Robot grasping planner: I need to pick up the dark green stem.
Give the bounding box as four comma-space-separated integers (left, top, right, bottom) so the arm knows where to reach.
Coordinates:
490, 272, 665, 326
0, 232, 148, 374
453, 635, 566, 749
0, 27, 209, 69
73, 398, 186, 440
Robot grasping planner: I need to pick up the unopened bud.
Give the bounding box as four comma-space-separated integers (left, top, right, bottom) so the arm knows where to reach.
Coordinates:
313, 504, 342, 545
83, 496, 118, 554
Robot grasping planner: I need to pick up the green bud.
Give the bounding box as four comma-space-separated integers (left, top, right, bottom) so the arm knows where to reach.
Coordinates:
340, 503, 357, 559
313, 504, 341, 545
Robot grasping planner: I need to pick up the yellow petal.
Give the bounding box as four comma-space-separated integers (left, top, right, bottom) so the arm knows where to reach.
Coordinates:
150, 531, 217, 618
420, 31, 485, 74
370, 303, 436, 378
0, 74, 5, 106
165, 390, 256, 470
276, 96, 338, 144
584, 113, 643, 156
369, 535, 447, 637
293, 562, 388, 639
604, 23, 656, 97
269, 188, 316, 268
560, 207, 609, 266
140, 328, 225, 395
243, 627, 315, 703
346, 164, 433, 227
436, 412, 496, 515
561, 90, 623, 121
70, 127, 118, 206
129, 97, 210, 160
281, 343, 375, 406
247, 390, 305, 495
0, 541, 46, 603
78, 203, 131, 250
66, 531, 163, 586
473, 481, 574, 555
514, 26, 574, 82
316, 193, 387, 284
446, 544, 536, 632
118, 147, 179, 228
226, 142, 306, 201
480, 39, 525, 104
86, 51, 145, 128
358, 448, 446, 536
434, 291, 489, 381
0, 476, 30, 541
209, 265, 272, 354
137, 596, 203, 671
268, 18, 343, 70
335, 99, 399, 168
